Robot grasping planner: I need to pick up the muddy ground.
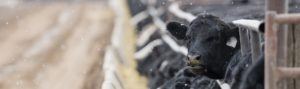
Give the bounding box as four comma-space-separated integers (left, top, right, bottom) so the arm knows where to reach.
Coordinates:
0, 1, 113, 89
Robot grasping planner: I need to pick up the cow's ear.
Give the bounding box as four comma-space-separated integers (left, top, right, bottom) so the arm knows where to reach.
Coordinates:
166, 22, 188, 40
224, 23, 240, 38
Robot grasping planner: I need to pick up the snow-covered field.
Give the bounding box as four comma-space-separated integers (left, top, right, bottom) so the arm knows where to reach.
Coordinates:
0, 1, 113, 89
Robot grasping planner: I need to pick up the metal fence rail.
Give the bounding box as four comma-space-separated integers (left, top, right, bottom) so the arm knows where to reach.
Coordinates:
233, 19, 264, 62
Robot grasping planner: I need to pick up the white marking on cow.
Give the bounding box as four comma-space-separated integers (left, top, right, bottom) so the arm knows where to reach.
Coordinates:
135, 39, 163, 60
168, 3, 196, 22
159, 60, 169, 72
232, 19, 263, 32
136, 24, 157, 47
216, 80, 231, 89
226, 37, 237, 48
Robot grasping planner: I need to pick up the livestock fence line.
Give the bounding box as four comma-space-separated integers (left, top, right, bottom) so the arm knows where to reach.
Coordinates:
102, 0, 266, 88
134, 1, 194, 60
102, 0, 199, 89
102, 0, 147, 89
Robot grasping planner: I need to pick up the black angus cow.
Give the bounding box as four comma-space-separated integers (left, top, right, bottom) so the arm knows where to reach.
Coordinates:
166, 14, 262, 88
137, 42, 186, 88
160, 68, 221, 89
167, 14, 241, 79
136, 30, 221, 89
239, 55, 264, 89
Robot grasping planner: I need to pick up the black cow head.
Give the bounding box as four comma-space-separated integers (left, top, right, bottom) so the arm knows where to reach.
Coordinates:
166, 14, 240, 79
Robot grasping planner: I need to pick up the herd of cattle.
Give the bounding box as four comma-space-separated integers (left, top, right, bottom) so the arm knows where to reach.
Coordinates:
127, 0, 265, 89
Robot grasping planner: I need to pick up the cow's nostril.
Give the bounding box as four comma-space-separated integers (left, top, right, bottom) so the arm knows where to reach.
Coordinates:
187, 55, 202, 61
196, 55, 201, 60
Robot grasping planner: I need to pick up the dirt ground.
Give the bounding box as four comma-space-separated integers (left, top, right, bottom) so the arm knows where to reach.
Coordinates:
0, 1, 114, 89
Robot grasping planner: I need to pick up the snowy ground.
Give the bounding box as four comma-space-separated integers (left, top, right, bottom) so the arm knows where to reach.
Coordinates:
0, 1, 113, 89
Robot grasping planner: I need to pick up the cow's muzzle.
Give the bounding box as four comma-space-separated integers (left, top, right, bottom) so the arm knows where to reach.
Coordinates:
186, 55, 206, 74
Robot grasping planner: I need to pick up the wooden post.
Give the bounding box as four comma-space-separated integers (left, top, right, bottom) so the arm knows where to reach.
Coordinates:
265, 11, 278, 89
287, 24, 296, 89
265, 0, 289, 89
294, 25, 300, 89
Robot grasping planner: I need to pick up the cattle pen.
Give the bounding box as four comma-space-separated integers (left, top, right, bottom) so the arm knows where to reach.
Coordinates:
102, 0, 300, 89
2, 0, 300, 89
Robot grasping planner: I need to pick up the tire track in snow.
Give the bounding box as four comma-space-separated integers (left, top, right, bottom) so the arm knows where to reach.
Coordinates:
0, 4, 65, 68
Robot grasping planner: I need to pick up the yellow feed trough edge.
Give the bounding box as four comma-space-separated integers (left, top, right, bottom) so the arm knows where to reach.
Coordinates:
102, 0, 148, 89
